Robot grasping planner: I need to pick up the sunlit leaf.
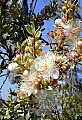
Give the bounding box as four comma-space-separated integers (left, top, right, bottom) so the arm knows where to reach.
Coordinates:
31, 22, 35, 32
17, 42, 21, 48
25, 24, 32, 34
21, 38, 28, 47
14, 104, 20, 110
25, 112, 30, 120
35, 27, 41, 38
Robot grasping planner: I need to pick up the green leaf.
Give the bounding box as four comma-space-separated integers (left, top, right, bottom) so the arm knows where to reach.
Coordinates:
35, 27, 41, 38
1, 59, 5, 69
25, 24, 32, 34
31, 22, 35, 31
9, 92, 17, 96
3, 24, 10, 33
17, 42, 21, 48
5, 114, 11, 119
14, 104, 20, 111
9, 25, 17, 35
35, 31, 41, 38
25, 112, 30, 120
0, 99, 9, 108
21, 38, 28, 47
7, 42, 17, 48
0, 111, 4, 115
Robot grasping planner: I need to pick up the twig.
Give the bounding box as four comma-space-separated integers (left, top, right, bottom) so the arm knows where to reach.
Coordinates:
30, 0, 35, 13
0, 71, 9, 90
32, 0, 38, 12
0, 74, 7, 77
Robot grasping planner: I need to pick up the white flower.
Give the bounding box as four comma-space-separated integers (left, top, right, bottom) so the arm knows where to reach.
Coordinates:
30, 51, 56, 73
39, 67, 59, 82
55, 18, 62, 25
23, 72, 37, 82
55, 19, 71, 29
20, 72, 38, 96
60, 22, 70, 29
20, 83, 28, 93
30, 51, 60, 82
8, 63, 18, 73
20, 81, 36, 96
65, 37, 79, 50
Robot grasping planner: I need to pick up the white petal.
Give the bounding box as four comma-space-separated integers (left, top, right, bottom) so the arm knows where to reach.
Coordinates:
50, 67, 59, 79
60, 22, 70, 29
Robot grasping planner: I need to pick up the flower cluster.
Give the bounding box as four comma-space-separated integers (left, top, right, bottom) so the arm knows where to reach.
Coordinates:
7, 1, 82, 99
8, 50, 69, 97
49, 1, 82, 51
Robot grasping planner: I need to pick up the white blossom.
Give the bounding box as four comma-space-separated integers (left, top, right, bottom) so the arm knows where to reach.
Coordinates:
60, 22, 70, 29
55, 18, 62, 25
30, 51, 56, 73
8, 63, 18, 73
20, 72, 38, 96
30, 51, 59, 81
20, 82, 36, 96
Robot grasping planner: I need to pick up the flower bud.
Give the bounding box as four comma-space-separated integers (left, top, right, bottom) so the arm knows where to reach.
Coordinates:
28, 43, 32, 47
64, 1, 68, 4
38, 74, 43, 79
24, 53, 28, 58
35, 42, 39, 49
34, 81, 39, 85
16, 54, 21, 60
77, 41, 82, 48
8, 63, 18, 73
71, 5, 75, 10
62, 64, 69, 71
23, 70, 30, 77
70, 51, 79, 59
36, 49, 42, 54
61, 16, 65, 22
24, 64, 28, 68
45, 6, 50, 10
44, 78, 48, 82
43, 81, 48, 86
40, 8, 46, 15
63, 48, 69, 54
28, 59, 33, 65
14, 57, 18, 62
49, 31, 54, 38
37, 78, 41, 83
69, 13, 74, 18
62, 6, 67, 11
25, 46, 29, 52
55, 18, 62, 25
56, 56, 62, 63
62, 56, 68, 62
31, 37, 34, 42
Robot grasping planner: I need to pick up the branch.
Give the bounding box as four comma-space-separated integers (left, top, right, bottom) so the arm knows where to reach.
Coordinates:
0, 71, 9, 91
32, 0, 38, 12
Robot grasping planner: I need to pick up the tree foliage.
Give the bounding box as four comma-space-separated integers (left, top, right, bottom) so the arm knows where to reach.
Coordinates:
0, 0, 82, 119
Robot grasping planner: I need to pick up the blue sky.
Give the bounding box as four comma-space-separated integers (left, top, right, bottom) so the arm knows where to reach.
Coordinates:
0, 0, 82, 100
